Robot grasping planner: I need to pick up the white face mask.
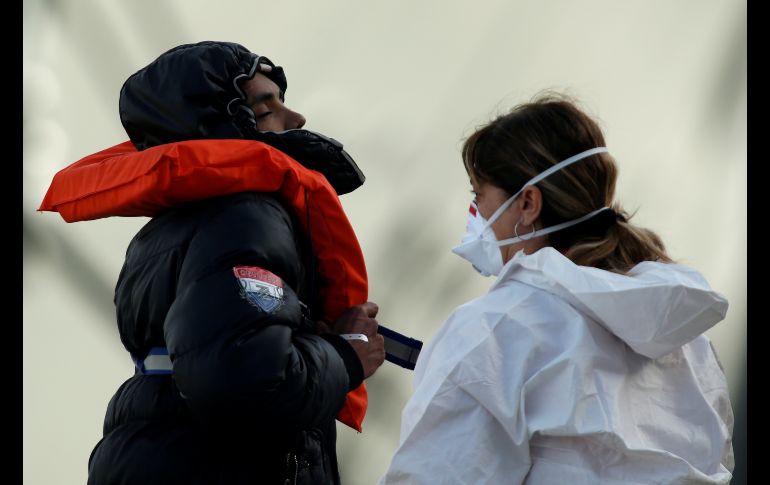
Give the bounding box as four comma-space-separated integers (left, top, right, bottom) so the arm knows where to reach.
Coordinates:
452, 147, 610, 277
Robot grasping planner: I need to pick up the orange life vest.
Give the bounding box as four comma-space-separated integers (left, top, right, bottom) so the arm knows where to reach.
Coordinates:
39, 138, 369, 432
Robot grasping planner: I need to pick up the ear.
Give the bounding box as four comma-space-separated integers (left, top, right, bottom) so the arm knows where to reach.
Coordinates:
517, 186, 542, 226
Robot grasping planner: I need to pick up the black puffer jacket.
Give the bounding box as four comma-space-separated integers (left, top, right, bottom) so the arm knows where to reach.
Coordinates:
87, 40, 367, 485
87, 192, 364, 484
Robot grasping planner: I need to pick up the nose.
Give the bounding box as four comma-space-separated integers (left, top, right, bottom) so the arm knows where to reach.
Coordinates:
290, 109, 306, 129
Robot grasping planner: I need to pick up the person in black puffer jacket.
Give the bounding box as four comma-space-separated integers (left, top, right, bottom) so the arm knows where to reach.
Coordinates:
84, 41, 386, 485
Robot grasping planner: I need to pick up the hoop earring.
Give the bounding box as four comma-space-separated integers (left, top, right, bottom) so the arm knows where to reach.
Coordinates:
514, 221, 536, 240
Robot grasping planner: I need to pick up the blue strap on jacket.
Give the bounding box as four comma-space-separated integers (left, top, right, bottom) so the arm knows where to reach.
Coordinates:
132, 327, 423, 375
133, 347, 173, 375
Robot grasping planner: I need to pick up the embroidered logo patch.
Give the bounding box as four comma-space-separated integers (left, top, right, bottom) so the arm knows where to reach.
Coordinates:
233, 266, 285, 313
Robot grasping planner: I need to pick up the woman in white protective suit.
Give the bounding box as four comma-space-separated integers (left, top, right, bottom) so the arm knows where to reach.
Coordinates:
381, 93, 734, 484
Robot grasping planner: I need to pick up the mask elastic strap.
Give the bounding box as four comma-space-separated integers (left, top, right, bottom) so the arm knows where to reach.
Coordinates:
481, 147, 609, 230
495, 206, 610, 247
482, 193, 518, 228
525, 147, 608, 188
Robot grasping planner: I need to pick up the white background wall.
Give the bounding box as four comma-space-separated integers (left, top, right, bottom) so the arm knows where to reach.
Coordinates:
23, 1, 746, 483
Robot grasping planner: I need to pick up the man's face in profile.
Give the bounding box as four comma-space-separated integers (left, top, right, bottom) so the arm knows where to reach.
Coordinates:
241, 72, 306, 132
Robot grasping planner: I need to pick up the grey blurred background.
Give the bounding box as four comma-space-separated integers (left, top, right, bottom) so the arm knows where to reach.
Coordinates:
23, 1, 746, 484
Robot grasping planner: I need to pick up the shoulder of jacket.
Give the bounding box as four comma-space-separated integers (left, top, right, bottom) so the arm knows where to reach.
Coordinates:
183, 192, 294, 228
132, 192, 293, 244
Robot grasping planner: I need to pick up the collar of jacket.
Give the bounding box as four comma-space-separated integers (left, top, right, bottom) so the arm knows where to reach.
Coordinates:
38, 138, 370, 432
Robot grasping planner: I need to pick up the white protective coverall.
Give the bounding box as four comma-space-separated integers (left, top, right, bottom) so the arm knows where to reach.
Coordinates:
381, 247, 734, 484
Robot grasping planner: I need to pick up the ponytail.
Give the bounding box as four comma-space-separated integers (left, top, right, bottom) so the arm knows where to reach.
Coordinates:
562, 206, 672, 273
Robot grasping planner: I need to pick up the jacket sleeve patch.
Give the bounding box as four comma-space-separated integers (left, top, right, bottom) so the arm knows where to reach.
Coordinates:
233, 266, 285, 313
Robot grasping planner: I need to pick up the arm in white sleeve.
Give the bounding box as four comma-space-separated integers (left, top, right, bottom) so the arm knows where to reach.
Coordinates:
381, 376, 531, 485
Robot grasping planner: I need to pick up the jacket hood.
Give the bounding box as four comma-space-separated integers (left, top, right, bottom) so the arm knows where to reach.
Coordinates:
493, 247, 729, 358
119, 41, 287, 150
117, 41, 366, 195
